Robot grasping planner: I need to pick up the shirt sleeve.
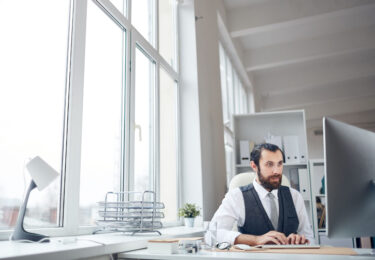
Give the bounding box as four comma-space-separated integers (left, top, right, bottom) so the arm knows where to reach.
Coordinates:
291, 188, 315, 244
205, 188, 244, 245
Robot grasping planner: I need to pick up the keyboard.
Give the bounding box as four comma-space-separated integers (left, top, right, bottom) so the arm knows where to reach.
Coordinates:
260, 244, 320, 249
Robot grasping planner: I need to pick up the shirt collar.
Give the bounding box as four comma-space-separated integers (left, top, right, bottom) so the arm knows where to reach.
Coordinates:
252, 179, 279, 200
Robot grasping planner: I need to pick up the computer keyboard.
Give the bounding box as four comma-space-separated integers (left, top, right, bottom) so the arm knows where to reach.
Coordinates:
260, 244, 320, 249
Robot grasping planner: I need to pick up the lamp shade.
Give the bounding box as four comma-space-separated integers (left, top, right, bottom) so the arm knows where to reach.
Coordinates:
26, 156, 59, 191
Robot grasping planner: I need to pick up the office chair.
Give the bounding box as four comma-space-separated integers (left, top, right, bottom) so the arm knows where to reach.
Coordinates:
229, 171, 290, 190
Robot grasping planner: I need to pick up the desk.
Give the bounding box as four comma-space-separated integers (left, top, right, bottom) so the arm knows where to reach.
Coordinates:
0, 226, 205, 260
118, 248, 375, 260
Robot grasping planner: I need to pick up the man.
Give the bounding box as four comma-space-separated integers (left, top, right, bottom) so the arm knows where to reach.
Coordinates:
207, 143, 313, 246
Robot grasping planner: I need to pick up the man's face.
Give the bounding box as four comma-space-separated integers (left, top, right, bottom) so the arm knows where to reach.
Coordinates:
254, 149, 283, 191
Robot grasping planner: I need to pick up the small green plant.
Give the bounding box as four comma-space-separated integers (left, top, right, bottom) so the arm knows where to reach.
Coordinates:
178, 203, 200, 218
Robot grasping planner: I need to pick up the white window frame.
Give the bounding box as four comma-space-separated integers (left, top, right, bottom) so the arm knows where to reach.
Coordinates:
0, 0, 180, 239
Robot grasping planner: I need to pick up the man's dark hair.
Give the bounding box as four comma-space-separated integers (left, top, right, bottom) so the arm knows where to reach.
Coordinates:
250, 143, 285, 168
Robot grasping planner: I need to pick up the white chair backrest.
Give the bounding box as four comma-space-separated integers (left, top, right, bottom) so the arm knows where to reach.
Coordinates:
229, 171, 290, 190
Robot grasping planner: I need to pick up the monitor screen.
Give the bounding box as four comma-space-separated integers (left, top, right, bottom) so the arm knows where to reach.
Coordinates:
323, 117, 375, 238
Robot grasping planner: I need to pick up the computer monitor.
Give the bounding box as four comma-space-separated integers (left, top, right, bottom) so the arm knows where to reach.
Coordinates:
323, 117, 375, 238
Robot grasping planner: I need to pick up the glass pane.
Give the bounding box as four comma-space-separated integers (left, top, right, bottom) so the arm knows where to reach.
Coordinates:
132, 0, 155, 46
0, 0, 69, 229
159, 68, 178, 222
226, 57, 234, 129
133, 48, 155, 192
159, 0, 176, 68
240, 85, 248, 114
234, 73, 240, 114
219, 44, 229, 124
80, 0, 124, 226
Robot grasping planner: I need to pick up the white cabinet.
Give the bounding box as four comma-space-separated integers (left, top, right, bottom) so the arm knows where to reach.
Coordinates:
233, 110, 315, 239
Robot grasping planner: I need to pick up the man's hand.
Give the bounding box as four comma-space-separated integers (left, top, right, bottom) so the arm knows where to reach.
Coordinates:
254, 231, 288, 245
287, 233, 308, 244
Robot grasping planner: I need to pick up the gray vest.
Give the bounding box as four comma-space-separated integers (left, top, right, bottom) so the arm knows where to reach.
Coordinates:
238, 184, 299, 236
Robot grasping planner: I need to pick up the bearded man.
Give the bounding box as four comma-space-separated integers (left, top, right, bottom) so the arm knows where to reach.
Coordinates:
207, 143, 313, 246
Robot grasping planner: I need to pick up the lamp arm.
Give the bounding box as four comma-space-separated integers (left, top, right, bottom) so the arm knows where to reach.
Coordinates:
12, 180, 49, 242
14, 180, 37, 231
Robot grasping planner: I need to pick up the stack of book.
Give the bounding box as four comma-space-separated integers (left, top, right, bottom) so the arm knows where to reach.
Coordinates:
147, 237, 204, 254
147, 238, 179, 254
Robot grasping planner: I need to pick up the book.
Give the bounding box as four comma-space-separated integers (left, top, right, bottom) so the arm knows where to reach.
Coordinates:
147, 237, 203, 254
147, 238, 179, 254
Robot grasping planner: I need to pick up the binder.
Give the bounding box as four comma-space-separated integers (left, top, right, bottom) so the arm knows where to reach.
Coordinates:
283, 136, 300, 163
265, 135, 282, 149
239, 140, 250, 165
298, 168, 310, 200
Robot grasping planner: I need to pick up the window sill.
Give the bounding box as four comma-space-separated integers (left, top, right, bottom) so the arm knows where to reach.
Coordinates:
0, 226, 205, 260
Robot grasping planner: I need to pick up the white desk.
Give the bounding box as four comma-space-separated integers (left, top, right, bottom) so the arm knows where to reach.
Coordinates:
118, 248, 375, 260
0, 226, 205, 260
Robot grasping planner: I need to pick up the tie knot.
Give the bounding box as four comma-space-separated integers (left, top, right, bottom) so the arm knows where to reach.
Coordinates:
268, 192, 275, 199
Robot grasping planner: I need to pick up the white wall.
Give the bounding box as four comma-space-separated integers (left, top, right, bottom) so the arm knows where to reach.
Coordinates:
178, 0, 204, 219
178, 0, 227, 221
193, 0, 227, 220
307, 128, 324, 159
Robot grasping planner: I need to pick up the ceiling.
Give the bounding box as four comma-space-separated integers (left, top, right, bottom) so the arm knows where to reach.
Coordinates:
222, 0, 375, 132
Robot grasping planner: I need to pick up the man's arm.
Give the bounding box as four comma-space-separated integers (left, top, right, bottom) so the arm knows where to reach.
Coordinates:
205, 188, 244, 245
291, 189, 315, 244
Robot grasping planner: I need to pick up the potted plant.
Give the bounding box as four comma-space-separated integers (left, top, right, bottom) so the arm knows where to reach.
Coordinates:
178, 203, 200, 227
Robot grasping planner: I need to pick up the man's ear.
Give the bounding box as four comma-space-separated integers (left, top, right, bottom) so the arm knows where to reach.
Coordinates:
250, 161, 257, 172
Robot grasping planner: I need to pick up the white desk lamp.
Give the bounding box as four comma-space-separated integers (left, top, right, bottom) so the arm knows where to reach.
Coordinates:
12, 156, 59, 242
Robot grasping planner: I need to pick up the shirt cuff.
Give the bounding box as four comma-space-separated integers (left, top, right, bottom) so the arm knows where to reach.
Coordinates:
217, 230, 242, 245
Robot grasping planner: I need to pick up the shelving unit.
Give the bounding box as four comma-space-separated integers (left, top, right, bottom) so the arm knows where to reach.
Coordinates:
310, 159, 325, 243
309, 159, 353, 247
233, 110, 315, 239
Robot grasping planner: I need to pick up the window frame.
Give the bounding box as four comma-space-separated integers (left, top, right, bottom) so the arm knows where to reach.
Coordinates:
0, 0, 181, 239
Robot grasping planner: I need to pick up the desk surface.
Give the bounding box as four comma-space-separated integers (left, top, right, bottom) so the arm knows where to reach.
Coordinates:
118, 248, 375, 260
0, 226, 205, 260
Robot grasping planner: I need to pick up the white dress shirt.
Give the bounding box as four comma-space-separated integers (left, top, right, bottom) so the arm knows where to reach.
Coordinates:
206, 180, 314, 245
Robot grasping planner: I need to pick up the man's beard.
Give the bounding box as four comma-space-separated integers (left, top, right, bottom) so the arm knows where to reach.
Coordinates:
257, 169, 282, 191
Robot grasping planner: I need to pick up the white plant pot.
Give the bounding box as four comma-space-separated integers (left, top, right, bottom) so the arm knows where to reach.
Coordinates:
184, 217, 195, 227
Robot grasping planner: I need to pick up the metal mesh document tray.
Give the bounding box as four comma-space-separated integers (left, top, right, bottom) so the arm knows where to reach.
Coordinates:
95, 191, 164, 235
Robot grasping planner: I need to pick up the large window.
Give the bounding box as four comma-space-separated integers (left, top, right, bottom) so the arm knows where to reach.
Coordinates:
132, 47, 155, 193
219, 43, 249, 185
0, 0, 69, 230
79, 0, 125, 226
159, 0, 177, 68
0, 0, 179, 237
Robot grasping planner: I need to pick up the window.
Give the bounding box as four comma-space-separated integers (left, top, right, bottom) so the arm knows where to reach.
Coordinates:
219, 43, 249, 185
132, 0, 155, 46
132, 47, 155, 193
226, 58, 234, 128
219, 44, 229, 125
159, 0, 177, 68
0, 0, 179, 237
79, 0, 125, 226
0, 0, 69, 230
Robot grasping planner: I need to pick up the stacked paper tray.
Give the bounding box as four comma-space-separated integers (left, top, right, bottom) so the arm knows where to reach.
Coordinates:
98, 210, 164, 219
97, 201, 165, 209
95, 191, 165, 235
